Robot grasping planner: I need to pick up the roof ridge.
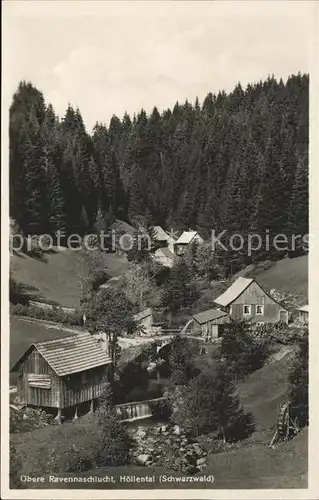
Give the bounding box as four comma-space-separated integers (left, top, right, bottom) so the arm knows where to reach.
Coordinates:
34, 331, 89, 347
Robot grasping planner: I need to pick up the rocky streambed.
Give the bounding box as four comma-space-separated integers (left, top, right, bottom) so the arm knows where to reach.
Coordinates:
128, 423, 208, 474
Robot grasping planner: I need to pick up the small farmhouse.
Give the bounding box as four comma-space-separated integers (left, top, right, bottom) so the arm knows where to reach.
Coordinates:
11, 332, 112, 422
214, 277, 289, 325
153, 226, 170, 246
133, 307, 154, 334
174, 230, 204, 256
296, 304, 309, 324
154, 247, 175, 268
152, 226, 176, 254
191, 308, 230, 339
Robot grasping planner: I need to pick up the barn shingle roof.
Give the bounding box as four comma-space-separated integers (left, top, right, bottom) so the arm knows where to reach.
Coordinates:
133, 308, 153, 322
298, 304, 309, 313
192, 308, 229, 324
12, 332, 111, 376
153, 226, 170, 241
214, 277, 254, 307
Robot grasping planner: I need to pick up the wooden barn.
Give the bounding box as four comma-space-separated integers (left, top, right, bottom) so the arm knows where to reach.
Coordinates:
214, 277, 289, 326
133, 307, 154, 334
191, 308, 230, 339
296, 304, 309, 324
11, 332, 112, 422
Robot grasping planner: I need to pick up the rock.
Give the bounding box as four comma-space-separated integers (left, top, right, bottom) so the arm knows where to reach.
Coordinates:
173, 424, 181, 435
135, 429, 147, 439
196, 457, 207, 466
159, 425, 168, 433
197, 463, 207, 471
136, 454, 151, 465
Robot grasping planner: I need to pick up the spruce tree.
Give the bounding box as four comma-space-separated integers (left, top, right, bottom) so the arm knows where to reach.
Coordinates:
287, 157, 309, 255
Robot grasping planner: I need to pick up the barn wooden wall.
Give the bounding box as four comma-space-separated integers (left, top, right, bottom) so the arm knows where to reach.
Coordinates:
60, 365, 111, 408
229, 281, 286, 323
16, 348, 112, 409
17, 349, 60, 407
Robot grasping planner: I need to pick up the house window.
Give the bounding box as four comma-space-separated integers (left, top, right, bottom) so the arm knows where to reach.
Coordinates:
256, 305, 264, 315
243, 305, 251, 316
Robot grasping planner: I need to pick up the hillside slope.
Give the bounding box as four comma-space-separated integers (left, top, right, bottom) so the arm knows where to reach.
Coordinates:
11, 248, 131, 309
237, 346, 294, 438
236, 254, 308, 304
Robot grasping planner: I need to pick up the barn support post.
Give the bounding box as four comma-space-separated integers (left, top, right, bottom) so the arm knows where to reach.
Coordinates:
74, 405, 78, 420
89, 399, 94, 413
55, 408, 62, 424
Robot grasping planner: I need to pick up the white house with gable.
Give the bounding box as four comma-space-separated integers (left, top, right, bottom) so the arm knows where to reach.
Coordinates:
174, 230, 204, 256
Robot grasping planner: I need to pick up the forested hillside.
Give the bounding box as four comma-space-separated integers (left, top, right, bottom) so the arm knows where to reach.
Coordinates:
10, 74, 308, 269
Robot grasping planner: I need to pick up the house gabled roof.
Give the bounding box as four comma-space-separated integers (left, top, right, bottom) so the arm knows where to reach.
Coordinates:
192, 308, 229, 324
298, 304, 309, 313
133, 307, 153, 322
153, 226, 170, 241
175, 231, 199, 245
214, 277, 254, 307
11, 332, 112, 376
155, 247, 175, 259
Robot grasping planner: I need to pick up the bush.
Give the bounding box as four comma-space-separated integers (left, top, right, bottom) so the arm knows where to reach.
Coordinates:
221, 322, 272, 380
48, 426, 101, 473
10, 303, 83, 326
169, 364, 255, 441
165, 336, 201, 386
95, 386, 131, 466
149, 398, 172, 420
113, 361, 150, 404
10, 406, 55, 433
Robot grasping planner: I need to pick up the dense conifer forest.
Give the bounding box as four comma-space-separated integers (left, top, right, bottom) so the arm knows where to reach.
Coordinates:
10, 74, 308, 268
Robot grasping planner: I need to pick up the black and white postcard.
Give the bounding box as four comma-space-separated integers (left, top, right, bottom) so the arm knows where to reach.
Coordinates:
1, 1, 319, 499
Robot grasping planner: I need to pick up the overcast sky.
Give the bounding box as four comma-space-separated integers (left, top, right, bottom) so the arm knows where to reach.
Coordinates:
3, 1, 316, 132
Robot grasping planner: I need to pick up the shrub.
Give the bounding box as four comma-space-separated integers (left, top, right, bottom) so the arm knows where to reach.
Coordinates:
113, 361, 150, 404
10, 303, 83, 326
94, 386, 131, 466
221, 322, 272, 380
10, 407, 55, 433
169, 363, 255, 441
48, 426, 101, 473
165, 336, 201, 386
149, 398, 172, 420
